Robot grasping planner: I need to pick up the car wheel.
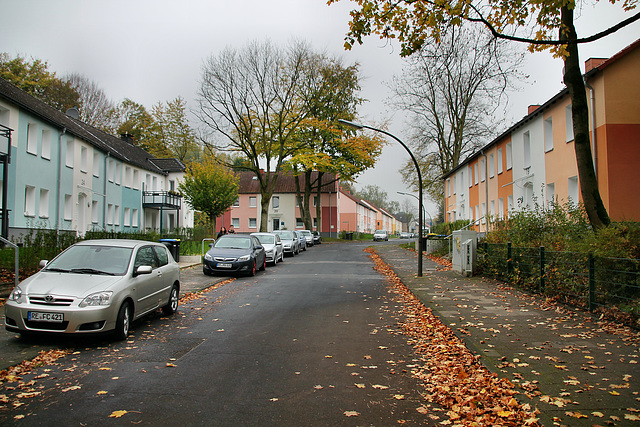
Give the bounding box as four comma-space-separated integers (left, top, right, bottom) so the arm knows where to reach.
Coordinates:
114, 301, 132, 341
260, 256, 266, 271
162, 285, 179, 316
248, 260, 256, 277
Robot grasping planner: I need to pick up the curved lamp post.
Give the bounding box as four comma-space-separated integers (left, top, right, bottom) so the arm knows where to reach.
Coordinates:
338, 119, 423, 277
397, 191, 432, 230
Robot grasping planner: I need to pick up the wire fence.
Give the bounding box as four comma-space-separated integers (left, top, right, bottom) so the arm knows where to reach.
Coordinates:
478, 242, 640, 327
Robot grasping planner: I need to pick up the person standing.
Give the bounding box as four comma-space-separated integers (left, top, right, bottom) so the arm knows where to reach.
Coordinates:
217, 227, 227, 239
228, 224, 236, 234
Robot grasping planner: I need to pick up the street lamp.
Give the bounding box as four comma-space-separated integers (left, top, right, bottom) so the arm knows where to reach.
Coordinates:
339, 119, 424, 277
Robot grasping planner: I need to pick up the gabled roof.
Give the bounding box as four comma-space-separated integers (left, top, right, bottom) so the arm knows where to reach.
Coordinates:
237, 171, 337, 194
339, 188, 378, 212
0, 77, 177, 175
149, 158, 186, 173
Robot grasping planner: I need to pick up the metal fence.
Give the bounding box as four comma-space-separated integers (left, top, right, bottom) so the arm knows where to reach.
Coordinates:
478, 242, 640, 327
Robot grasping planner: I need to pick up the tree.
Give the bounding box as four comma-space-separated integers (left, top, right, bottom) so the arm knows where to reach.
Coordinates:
356, 185, 392, 211
329, 0, 639, 229
286, 55, 384, 230
149, 97, 200, 163
197, 39, 318, 232
105, 98, 155, 149
65, 73, 116, 130
389, 26, 523, 208
1, 53, 79, 113
178, 156, 239, 234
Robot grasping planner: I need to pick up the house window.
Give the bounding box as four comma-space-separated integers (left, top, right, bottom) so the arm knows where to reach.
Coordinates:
233, 198, 240, 207
480, 158, 486, 182
547, 183, 555, 207
446, 179, 451, 196
107, 204, 113, 225
481, 203, 486, 223
64, 194, 73, 221
249, 197, 256, 207
93, 153, 100, 177
114, 205, 120, 226
313, 217, 318, 229
474, 164, 479, 184
92, 200, 99, 223
565, 105, 574, 142
249, 218, 257, 228
490, 200, 495, 217
544, 117, 553, 152
507, 195, 514, 212
468, 167, 473, 188
506, 142, 512, 170
296, 196, 304, 207
568, 176, 579, 205
313, 196, 318, 207
41, 129, 51, 159
115, 163, 121, 185
124, 207, 131, 227
24, 186, 36, 216
39, 189, 49, 218
524, 182, 534, 208
498, 198, 504, 219
169, 180, 175, 192
296, 218, 304, 228
497, 148, 503, 174
272, 196, 280, 209
489, 154, 495, 178
231, 218, 240, 228
124, 166, 132, 188
523, 131, 531, 168
132, 209, 139, 227
26, 123, 38, 155
80, 146, 88, 172
108, 160, 115, 183
65, 140, 74, 167
475, 205, 479, 221
453, 176, 456, 194
133, 170, 139, 189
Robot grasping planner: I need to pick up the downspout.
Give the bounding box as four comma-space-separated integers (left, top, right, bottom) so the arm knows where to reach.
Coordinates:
56, 128, 66, 228
584, 81, 597, 179
103, 152, 110, 230
481, 149, 489, 233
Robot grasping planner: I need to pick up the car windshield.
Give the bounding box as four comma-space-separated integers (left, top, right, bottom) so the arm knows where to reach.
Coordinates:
301, 231, 311, 236
375, 230, 385, 234
214, 236, 251, 249
44, 245, 133, 276
274, 231, 293, 240
255, 235, 275, 245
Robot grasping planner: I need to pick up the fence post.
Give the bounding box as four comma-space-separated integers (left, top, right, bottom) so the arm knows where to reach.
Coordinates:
588, 253, 595, 311
507, 242, 512, 277
540, 246, 545, 292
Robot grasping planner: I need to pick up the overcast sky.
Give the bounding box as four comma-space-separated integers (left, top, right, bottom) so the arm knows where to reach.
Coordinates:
2, 0, 638, 214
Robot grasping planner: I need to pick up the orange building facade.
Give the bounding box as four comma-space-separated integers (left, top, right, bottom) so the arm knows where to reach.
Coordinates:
443, 39, 640, 230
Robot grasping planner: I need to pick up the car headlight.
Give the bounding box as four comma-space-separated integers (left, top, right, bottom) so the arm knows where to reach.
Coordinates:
79, 291, 113, 307
9, 287, 22, 303
265, 249, 273, 255
204, 252, 213, 260
238, 254, 250, 262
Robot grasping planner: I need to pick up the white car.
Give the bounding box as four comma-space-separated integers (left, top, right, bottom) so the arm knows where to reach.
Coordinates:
373, 230, 389, 241
251, 232, 284, 265
4, 239, 180, 340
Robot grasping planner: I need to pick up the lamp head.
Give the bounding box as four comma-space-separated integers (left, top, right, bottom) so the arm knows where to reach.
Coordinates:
338, 119, 364, 130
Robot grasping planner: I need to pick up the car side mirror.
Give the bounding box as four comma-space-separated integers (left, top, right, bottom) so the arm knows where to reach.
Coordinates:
209, 243, 214, 248
276, 241, 283, 246
39, 260, 49, 269
255, 245, 263, 250
134, 265, 153, 277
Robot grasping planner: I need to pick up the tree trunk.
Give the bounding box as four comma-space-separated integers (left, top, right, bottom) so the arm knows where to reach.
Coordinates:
561, 7, 611, 230
315, 172, 324, 232
303, 170, 314, 230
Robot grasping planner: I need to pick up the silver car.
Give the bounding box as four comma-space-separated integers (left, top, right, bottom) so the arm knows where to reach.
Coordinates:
272, 230, 299, 256
4, 239, 180, 340
294, 230, 307, 251
251, 232, 284, 265
299, 230, 314, 247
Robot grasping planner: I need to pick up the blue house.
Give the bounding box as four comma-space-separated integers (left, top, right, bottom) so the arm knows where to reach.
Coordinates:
0, 77, 193, 239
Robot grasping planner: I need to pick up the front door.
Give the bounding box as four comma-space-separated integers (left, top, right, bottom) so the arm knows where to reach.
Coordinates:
272, 218, 280, 231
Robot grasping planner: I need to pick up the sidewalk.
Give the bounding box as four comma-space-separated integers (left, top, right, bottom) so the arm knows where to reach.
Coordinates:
373, 244, 640, 426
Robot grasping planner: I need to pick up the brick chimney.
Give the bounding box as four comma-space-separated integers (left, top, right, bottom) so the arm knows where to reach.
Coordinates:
585, 58, 607, 72
528, 105, 541, 115
120, 133, 134, 144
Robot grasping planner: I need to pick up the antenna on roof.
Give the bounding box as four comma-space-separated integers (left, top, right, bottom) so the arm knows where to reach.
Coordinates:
65, 107, 79, 120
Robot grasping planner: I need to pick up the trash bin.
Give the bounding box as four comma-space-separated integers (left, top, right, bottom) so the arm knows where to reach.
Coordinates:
345, 232, 354, 240
159, 238, 181, 262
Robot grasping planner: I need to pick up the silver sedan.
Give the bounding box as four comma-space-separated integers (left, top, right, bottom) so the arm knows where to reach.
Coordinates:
4, 239, 180, 340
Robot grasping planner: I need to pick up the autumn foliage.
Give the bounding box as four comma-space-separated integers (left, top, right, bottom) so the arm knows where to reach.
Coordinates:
365, 247, 540, 425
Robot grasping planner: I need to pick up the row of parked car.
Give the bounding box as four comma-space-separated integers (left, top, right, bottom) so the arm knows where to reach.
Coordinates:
202, 230, 322, 277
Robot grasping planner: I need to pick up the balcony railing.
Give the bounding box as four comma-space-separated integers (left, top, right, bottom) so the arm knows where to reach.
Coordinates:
142, 191, 182, 209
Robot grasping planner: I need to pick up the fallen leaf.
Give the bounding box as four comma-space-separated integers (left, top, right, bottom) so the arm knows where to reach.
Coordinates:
592, 411, 604, 418
625, 414, 640, 421
394, 394, 406, 400
355, 383, 365, 388
97, 391, 108, 395
610, 391, 621, 396
372, 384, 389, 389
344, 411, 360, 417
62, 385, 81, 392
109, 410, 128, 418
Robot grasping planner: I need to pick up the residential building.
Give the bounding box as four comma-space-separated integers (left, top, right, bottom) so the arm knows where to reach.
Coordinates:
0, 77, 193, 239
443, 39, 640, 230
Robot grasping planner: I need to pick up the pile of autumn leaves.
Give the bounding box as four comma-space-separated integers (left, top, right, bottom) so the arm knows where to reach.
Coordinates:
365, 248, 540, 426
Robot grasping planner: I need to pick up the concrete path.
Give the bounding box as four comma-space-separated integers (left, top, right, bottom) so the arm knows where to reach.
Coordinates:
373, 244, 640, 427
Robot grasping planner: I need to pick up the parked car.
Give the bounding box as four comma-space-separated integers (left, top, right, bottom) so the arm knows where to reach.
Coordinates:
312, 231, 322, 245
294, 230, 307, 251
373, 230, 389, 241
203, 234, 266, 277
251, 232, 284, 265
4, 239, 180, 340
272, 230, 299, 256
299, 230, 314, 247
400, 232, 411, 239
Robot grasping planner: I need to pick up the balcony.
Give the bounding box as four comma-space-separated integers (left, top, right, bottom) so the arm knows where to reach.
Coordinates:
142, 191, 182, 209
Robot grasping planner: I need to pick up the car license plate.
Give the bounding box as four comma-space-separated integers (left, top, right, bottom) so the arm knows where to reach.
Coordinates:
217, 263, 232, 268
28, 311, 63, 322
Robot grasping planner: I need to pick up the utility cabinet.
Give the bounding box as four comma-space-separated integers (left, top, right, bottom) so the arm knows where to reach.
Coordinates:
452, 230, 477, 277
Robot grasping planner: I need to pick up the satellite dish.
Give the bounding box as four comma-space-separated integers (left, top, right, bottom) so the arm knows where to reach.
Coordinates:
66, 107, 80, 120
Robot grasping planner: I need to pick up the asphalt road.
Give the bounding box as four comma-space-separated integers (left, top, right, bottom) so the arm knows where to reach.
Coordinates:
1, 241, 438, 425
